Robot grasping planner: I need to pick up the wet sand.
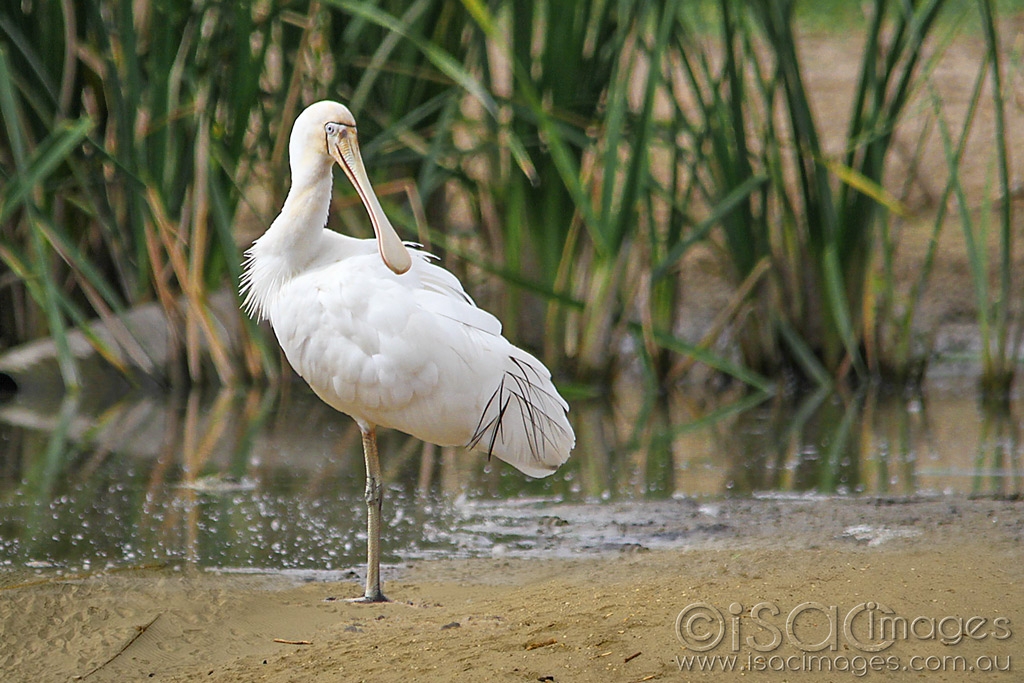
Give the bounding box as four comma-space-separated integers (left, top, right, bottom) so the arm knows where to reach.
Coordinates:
2, 496, 1019, 682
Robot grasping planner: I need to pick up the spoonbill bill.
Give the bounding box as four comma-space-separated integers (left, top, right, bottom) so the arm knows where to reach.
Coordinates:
241, 101, 574, 602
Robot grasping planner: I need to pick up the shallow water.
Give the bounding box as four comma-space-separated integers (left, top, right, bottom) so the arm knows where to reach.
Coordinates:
0, 374, 1019, 573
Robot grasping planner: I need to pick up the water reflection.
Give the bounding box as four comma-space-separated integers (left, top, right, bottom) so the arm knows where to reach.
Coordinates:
0, 377, 1019, 572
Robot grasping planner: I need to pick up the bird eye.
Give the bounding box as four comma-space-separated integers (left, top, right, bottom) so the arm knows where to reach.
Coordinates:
325, 122, 340, 136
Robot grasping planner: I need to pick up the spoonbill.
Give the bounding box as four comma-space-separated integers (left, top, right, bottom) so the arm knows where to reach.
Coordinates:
241, 101, 574, 602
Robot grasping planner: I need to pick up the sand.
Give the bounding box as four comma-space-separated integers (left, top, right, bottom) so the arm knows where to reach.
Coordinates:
1, 496, 1020, 682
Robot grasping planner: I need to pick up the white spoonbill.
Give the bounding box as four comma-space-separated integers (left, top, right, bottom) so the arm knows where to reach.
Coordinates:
241, 101, 574, 602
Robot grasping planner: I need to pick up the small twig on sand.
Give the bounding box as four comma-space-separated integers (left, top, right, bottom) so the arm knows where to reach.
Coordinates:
525, 638, 558, 651
75, 613, 161, 680
273, 638, 312, 645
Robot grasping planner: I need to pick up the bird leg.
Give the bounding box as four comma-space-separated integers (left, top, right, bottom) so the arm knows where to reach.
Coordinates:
350, 424, 388, 603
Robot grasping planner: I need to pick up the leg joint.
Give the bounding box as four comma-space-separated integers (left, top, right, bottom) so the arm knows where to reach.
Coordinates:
364, 476, 383, 507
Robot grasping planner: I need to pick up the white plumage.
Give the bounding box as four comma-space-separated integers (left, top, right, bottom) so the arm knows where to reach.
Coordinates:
241, 100, 574, 601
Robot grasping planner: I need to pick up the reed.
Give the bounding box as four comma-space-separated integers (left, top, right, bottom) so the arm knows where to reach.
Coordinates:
965, 0, 1019, 404
651, 0, 950, 387
0, 0, 305, 387
897, 0, 1024, 406
1, 0, 1017, 398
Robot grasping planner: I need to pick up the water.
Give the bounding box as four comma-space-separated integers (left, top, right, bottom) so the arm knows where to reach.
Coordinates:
0, 375, 1019, 574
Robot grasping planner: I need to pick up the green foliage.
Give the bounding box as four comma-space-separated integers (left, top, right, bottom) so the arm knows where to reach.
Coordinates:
650, 0, 950, 385
932, 0, 1020, 405
0, 0, 299, 386
0, 0, 1017, 398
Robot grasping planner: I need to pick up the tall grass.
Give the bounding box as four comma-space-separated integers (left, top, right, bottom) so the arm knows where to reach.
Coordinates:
467, 0, 679, 382
443, 0, 986, 393
1, 0, 1018, 400
0, 0, 300, 387
946, 0, 1021, 404
646, 0, 950, 387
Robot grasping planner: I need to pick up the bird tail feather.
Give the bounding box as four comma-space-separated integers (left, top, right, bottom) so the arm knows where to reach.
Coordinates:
466, 351, 574, 478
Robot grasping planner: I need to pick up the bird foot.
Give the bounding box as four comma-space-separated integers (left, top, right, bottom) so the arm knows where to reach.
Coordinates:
346, 591, 389, 604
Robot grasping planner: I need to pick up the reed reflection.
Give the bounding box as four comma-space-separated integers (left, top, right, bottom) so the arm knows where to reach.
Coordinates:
0, 379, 1019, 572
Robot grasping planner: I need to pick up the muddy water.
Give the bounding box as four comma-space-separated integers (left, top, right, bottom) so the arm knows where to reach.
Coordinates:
0, 374, 1019, 573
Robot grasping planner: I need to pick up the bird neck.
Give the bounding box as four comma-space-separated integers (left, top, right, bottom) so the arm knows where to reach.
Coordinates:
240, 164, 334, 320
278, 170, 333, 245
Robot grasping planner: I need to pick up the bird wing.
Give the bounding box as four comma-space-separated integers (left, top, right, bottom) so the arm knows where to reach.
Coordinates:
270, 240, 573, 478
406, 250, 502, 336
408, 251, 574, 477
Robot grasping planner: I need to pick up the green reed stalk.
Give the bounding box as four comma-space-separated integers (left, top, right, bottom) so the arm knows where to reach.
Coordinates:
652, 0, 952, 387
929, 0, 1018, 405
977, 0, 1016, 401
5, 0, 1006, 400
